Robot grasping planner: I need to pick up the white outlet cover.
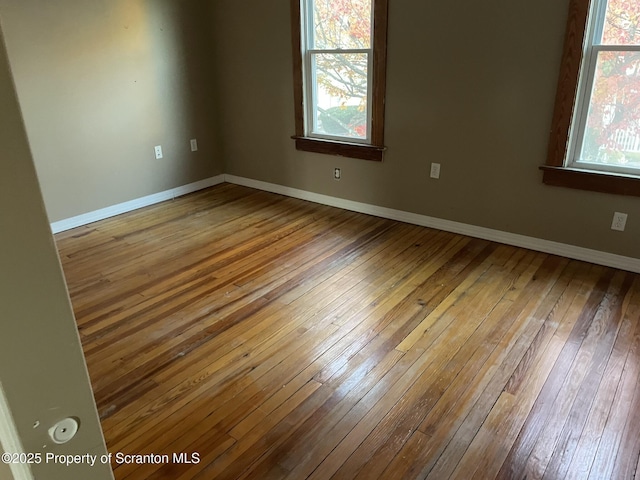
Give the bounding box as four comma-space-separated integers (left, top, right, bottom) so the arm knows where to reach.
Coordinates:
190, 139, 198, 152
430, 163, 441, 179
611, 212, 628, 231
154, 145, 163, 159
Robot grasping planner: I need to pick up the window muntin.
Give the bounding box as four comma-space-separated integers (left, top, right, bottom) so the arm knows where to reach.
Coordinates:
570, 0, 640, 175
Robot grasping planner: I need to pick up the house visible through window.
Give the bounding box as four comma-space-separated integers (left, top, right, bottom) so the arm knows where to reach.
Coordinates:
543, 0, 640, 195
291, 0, 388, 161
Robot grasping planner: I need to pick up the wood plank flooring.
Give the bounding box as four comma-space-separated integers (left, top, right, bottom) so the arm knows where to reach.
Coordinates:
54, 183, 640, 479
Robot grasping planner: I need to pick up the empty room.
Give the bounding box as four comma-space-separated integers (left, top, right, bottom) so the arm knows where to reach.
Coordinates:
1, 0, 640, 479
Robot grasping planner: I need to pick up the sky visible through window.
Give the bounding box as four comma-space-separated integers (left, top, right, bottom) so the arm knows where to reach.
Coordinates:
311, 0, 371, 140
581, 0, 640, 169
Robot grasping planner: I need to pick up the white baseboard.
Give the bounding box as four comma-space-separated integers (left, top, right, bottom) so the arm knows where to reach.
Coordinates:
50, 175, 225, 234
224, 174, 640, 274
50, 172, 639, 273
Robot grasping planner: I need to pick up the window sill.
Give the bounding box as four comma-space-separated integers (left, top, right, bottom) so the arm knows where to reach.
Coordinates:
292, 136, 385, 161
540, 165, 640, 196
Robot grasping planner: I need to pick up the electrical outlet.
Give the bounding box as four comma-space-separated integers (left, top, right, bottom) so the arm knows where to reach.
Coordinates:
334, 167, 341, 180
611, 212, 628, 231
430, 163, 441, 179
154, 145, 163, 159
190, 139, 198, 152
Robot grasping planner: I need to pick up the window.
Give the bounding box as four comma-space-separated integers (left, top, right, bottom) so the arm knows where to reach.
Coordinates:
291, 0, 388, 161
542, 0, 640, 196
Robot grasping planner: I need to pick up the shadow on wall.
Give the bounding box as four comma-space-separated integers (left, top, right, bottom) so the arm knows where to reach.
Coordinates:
210, 0, 296, 183
144, 0, 221, 179
0, 0, 221, 222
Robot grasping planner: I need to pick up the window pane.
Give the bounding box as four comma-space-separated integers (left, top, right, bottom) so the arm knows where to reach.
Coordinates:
601, 0, 640, 45
312, 53, 368, 139
580, 51, 640, 169
312, 0, 371, 49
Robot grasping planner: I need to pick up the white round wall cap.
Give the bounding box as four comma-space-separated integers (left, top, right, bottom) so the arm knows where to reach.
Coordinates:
48, 417, 79, 444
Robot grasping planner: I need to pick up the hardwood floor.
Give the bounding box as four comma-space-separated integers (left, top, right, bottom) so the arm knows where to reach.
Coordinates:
55, 183, 640, 479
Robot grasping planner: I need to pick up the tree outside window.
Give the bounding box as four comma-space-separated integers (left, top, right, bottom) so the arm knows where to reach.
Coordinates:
291, 0, 388, 161
311, 0, 371, 140
575, 0, 640, 172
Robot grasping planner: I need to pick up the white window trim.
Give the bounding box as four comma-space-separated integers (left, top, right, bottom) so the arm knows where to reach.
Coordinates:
300, 0, 374, 145
567, 0, 640, 176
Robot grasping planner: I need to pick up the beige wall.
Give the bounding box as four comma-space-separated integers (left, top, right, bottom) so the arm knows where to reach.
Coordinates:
0, 0, 221, 222
212, 0, 640, 259
0, 18, 111, 480
1, 0, 638, 258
